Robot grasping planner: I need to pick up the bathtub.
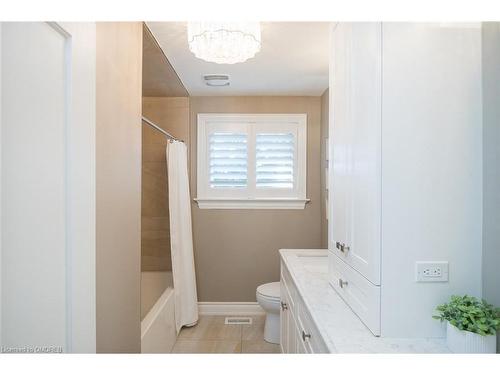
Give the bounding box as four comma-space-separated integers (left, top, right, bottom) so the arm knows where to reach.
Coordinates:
141, 271, 177, 353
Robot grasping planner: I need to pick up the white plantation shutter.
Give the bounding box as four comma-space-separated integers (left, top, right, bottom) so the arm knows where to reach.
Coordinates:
197, 114, 307, 209
256, 133, 295, 188
209, 132, 247, 188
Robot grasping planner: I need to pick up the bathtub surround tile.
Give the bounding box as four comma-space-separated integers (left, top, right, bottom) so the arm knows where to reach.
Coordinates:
142, 123, 171, 146
142, 139, 169, 162
141, 255, 171, 272
142, 216, 170, 231
173, 315, 280, 354
141, 271, 173, 320
142, 161, 168, 217
141, 122, 172, 274
141, 215, 171, 271
142, 231, 170, 256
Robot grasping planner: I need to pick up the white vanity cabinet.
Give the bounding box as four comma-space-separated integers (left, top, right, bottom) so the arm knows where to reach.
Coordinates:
280, 262, 329, 354
328, 23, 483, 338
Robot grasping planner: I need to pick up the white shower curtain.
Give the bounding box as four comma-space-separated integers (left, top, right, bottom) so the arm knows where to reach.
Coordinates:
166, 140, 199, 332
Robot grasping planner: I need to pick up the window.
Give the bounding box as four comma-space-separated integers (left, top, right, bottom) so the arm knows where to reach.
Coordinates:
209, 132, 248, 188
196, 114, 308, 209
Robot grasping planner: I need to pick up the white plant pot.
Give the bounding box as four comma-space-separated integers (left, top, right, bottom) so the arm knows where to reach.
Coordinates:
446, 322, 497, 353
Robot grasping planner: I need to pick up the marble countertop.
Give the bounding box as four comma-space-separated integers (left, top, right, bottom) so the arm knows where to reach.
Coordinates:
279, 249, 450, 353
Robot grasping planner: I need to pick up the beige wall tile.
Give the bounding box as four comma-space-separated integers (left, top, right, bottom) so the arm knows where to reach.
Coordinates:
141, 97, 189, 273
141, 255, 171, 272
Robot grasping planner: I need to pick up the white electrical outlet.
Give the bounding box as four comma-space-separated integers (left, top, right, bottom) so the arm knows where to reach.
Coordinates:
415, 261, 449, 282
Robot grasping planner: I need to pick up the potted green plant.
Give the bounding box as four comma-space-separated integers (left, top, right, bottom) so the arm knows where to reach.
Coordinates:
433, 295, 500, 353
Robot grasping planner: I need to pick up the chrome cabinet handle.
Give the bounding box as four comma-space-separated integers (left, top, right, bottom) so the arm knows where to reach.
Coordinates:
302, 330, 311, 341
335, 241, 350, 253
280, 301, 288, 311
340, 243, 350, 253
338, 278, 348, 288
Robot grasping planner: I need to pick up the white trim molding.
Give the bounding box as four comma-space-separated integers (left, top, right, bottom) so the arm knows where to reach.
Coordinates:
198, 302, 265, 316
194, 198, 310, 210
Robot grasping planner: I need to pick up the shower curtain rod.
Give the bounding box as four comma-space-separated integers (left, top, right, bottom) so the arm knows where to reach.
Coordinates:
141, 116, 183, 142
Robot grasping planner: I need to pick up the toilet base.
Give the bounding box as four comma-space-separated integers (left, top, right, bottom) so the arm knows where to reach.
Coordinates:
263, 312, 280, 344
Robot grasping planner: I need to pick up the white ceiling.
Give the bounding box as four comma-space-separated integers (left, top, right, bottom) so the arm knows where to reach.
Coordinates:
146, 22, 330, 96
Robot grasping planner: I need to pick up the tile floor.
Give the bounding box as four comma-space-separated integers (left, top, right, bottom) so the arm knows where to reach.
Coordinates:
171, 315, 281, 354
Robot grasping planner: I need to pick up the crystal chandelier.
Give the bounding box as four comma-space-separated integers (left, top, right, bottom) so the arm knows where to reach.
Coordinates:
187, 22, 261, 64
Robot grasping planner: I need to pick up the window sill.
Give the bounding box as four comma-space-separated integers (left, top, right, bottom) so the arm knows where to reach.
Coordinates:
193, 198, 310, 210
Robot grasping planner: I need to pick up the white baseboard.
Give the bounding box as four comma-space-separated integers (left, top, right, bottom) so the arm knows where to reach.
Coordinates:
198, 302, 265, 316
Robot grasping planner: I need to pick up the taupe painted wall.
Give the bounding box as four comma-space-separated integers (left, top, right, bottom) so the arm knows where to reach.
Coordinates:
189, 96, 322, 302
141, 97, 189, 272
96, 22, 142, 353
482, 22, 500, 351
320, 89, 329, 248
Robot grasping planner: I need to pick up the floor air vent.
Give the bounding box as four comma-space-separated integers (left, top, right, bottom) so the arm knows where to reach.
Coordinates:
224, 317, 253, 325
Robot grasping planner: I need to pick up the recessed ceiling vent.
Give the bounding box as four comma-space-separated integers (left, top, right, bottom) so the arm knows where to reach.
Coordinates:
203, 74, 230, 87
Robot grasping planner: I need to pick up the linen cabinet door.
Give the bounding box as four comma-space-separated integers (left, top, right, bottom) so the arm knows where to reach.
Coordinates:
331, 22, 382, 286
329, 23, 350, 259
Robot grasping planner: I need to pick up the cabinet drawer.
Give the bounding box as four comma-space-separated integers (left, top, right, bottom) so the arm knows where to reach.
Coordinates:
296, 300, 329, 353
328, 250, 381, 335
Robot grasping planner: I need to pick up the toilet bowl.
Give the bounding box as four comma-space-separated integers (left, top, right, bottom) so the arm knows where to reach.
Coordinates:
256, 282, 281, 344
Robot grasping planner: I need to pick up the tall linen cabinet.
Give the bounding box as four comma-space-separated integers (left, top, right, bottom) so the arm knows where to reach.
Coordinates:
328, 23, 483, 338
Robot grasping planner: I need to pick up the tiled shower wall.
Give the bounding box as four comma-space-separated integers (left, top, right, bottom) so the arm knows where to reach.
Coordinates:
141, 97, 190, 272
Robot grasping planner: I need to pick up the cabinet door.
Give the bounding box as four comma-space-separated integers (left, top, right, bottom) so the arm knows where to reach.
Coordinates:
287, 313, 297, 353
280, 281, 289, 353
330, 23, 382, 285
296, 330, 308, 354
329, 251, 381, 335
329, 23, 350, 263
296, 313, 312, 354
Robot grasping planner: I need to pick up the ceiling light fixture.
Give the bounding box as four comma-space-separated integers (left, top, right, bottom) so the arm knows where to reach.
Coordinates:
187, 22, 261, 64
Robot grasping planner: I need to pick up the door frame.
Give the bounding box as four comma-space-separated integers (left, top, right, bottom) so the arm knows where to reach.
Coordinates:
58, 22, 96, 353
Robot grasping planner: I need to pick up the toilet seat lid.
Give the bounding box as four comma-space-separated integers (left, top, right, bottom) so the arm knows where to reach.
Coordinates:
257, 282, 280, 299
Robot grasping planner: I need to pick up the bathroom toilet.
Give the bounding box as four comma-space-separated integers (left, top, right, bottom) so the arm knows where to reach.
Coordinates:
256, 282, 281, 344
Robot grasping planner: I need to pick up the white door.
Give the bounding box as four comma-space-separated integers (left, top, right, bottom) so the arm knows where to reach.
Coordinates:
1, 22, 96, 352
330, 23, 382, 286
329, 23, 350, 261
